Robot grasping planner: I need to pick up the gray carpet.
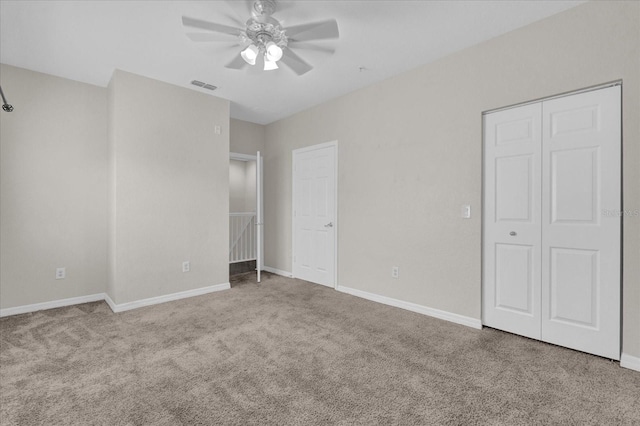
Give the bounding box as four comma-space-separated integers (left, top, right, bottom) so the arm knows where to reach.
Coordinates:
1, 272, 639, 425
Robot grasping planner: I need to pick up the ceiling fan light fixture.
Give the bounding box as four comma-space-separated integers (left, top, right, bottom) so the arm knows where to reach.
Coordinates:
241, 44, 259, 65
265, 41, 283, 62
264, 56, 279, 71
183, 0, 340, 76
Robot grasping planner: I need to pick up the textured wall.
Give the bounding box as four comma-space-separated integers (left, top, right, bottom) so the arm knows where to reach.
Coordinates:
0, 64, 108, 308
230, 118, 265, 156
230, 159, 257, 213
108, 70, 230, 304
264, 2, 640, 357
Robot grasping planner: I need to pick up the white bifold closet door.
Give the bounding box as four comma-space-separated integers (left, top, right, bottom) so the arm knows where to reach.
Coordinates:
483, 85, 621, 360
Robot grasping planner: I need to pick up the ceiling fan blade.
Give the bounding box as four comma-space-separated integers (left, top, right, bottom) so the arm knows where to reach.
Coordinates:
221, 0, 251, 22
182, 16, 242, 36
286, 19, 339, 42
225, 54, 249, 70
221, 13, 244, 28
287, 42, 335, 55
186, 32, 236, 42
280, 48, 313, 76
225, 0, 255, 19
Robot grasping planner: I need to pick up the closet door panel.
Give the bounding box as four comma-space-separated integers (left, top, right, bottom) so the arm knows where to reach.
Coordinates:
483, 103, 542, 339
541, 86, 621, 360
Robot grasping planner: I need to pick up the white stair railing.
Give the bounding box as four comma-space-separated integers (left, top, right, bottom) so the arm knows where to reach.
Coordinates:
229, 213, 257, 263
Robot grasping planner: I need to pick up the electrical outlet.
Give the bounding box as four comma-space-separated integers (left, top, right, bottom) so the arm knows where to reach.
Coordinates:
391, 266, 399, 279
182, 261, 190, 273
55, 267, 66, 280
214, 125, 221, 135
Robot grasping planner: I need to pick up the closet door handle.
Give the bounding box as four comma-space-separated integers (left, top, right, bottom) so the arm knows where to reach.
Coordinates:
509, 231, 517, 236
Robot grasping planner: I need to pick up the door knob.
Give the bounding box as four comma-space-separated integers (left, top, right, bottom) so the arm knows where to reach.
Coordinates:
324, 222, 333, 228
509, 231, 517, 236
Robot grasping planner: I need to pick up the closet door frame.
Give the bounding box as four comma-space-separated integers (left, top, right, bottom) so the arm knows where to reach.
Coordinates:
481, 81, 622, 360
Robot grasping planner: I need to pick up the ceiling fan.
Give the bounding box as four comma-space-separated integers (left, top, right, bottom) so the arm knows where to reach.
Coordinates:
182, 0, 339, 75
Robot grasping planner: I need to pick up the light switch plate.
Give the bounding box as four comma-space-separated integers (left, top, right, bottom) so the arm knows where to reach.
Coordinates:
462, 205, 471, 219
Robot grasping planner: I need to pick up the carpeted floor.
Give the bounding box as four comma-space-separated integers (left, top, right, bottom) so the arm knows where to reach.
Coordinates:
1, 272, 639, 425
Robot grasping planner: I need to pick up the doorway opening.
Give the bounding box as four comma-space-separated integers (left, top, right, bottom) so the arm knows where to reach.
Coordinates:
229, 152, 263, 281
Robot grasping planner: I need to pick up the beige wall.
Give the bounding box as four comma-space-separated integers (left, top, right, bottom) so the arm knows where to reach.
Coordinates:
230, 159, 247, 212
244, 160, 257, 212
230, 159, 257, 213
0, 64, 108, 308
230, 118, 265, 155
107, 70, 230, 304
264, 2, 640, 357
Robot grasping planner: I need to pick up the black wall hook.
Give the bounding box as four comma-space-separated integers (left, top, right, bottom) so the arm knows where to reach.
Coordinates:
0, 86, 14, 112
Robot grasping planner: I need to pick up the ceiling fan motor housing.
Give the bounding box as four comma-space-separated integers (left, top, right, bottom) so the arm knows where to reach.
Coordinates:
243, 15, 288, 51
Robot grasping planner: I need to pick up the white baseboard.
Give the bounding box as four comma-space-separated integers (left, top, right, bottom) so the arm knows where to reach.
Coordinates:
1, 283, 232, 317
621, 353, 640, 372
0, 293, 106, 318
104, 283, 231, 313
263, 266, 293, 278
336, 285, 482, 330
103, 293, 117, 313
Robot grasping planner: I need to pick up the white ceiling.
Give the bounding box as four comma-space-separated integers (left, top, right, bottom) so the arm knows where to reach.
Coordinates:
0, 0, 584, 124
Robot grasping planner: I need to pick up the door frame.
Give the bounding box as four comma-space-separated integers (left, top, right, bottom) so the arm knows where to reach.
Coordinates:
482, 80, 621, 115
230, 152, 257, 162
480, 81, 623, 356
292, 140, 339, 289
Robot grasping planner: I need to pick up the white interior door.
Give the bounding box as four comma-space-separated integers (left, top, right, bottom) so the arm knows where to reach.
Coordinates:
540, 86, 621, 360
292, 142, 337, 287
256, 151, 263, 283
483, 85, 621, 360
483, 103, 543, 339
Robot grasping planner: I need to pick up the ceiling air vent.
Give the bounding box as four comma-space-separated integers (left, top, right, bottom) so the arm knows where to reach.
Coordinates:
191, 80, 217, 91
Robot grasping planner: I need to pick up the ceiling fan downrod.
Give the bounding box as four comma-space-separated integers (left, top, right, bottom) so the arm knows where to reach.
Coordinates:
253, 0, 277, 17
